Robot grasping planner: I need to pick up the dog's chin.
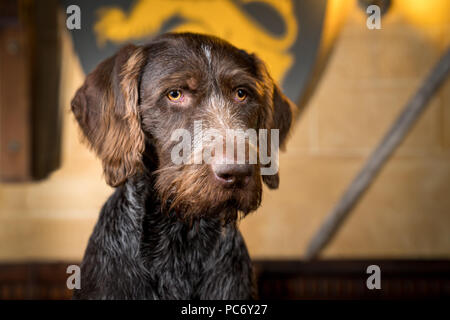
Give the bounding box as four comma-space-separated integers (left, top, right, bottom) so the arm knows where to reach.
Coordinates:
163, 186, 262, 224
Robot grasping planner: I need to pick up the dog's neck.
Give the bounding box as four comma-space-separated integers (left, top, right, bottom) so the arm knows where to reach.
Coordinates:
123, 173, 230, 251
121, 175, 235, 298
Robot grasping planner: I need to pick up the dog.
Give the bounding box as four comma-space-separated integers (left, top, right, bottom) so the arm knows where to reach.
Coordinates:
71, 33, 295, 299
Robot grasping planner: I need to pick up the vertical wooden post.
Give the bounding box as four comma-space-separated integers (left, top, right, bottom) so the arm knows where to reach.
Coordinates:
0, 3, 31, 181
0, 0, 61, 182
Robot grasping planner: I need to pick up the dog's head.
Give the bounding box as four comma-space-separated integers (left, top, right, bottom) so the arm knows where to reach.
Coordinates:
71, 33, 295, 222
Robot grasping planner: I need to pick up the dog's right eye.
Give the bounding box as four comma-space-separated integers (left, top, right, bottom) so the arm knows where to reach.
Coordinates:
235, 88, 248, 102
167, 90, 183, 102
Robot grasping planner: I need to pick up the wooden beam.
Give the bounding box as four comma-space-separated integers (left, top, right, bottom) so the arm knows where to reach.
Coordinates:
0, 25, 32, 181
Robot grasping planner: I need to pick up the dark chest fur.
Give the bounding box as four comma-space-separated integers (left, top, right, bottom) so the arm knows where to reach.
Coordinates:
74, 178, 254, 299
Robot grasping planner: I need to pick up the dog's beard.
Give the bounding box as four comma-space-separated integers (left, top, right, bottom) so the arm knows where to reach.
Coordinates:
153, 164, 262, 223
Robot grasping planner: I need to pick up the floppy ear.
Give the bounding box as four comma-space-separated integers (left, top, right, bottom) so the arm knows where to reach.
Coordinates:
251, 55, 297, 189
271, 83, 297, 150
261, 82, 297, 189
71, 44, 147, 187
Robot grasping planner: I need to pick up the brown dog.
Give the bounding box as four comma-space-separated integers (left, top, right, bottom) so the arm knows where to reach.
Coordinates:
71, 33, 295, 299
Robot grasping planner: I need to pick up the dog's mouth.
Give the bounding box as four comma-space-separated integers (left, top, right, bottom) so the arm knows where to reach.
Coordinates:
154, 163, 262, 222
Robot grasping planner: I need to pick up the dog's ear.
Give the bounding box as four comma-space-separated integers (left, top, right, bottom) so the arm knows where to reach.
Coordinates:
249, 53, 297, 189
262, 83, 296, 189
71, 44, 147, 187
271, 83, 296, 150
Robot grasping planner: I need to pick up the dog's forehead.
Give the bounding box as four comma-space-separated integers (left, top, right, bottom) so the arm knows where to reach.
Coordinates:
144, 34, 258, 81
201, 43, 212, 65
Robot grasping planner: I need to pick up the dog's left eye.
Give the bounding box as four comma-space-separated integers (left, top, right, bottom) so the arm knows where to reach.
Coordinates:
235, 88, 247, 102
167, 90, 183, 101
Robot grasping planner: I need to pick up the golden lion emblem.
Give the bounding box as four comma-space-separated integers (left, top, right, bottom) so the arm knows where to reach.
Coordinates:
94, 0, 298, 83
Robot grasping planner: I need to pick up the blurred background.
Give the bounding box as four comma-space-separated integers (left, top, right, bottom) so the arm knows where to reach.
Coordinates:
0, 0, 449, 299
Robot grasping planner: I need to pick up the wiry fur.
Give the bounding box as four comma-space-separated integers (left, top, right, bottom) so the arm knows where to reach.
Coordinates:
71, 33, 294, 299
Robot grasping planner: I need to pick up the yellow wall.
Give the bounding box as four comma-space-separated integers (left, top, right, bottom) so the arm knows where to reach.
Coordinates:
0, 1, 449, 261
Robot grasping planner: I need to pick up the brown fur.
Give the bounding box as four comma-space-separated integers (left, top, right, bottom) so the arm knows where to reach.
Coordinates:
71, 45, 147, 187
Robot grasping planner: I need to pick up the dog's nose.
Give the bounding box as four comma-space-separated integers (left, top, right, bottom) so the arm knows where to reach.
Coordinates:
212, 164, 254, 187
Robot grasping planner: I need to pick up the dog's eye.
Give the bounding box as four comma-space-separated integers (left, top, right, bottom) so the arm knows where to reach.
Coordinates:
235, 88, 247, 102
167, 90, 183, 101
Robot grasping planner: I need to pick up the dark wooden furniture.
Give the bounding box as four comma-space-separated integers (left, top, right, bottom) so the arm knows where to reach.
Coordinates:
0, 260, 448, 299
